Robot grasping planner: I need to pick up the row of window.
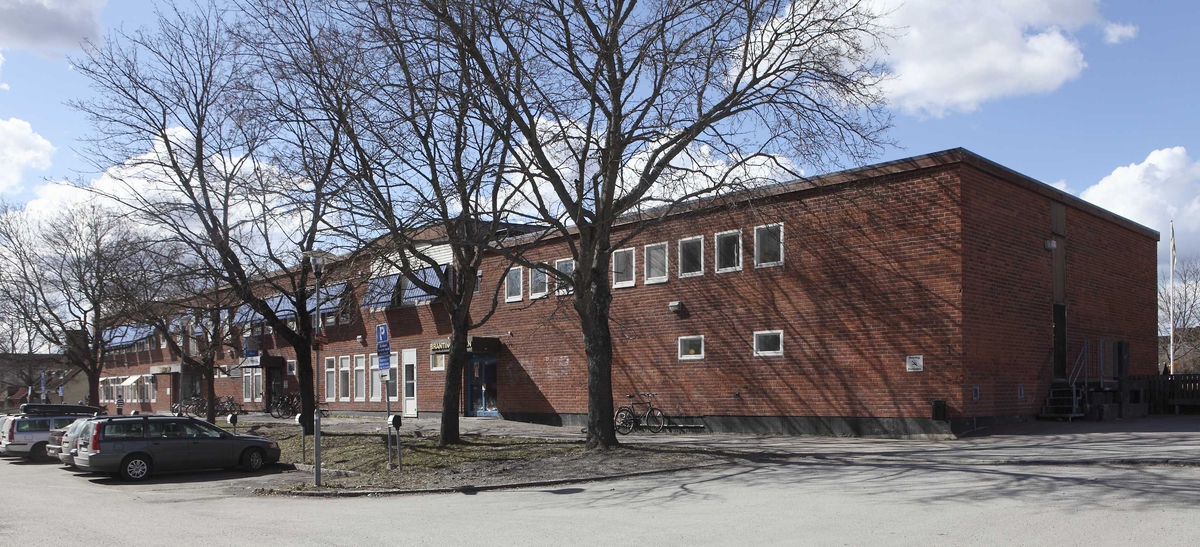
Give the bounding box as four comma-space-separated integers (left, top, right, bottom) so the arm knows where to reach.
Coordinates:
504, 223, 784, 302
98, 376, 158, 404
677, 330, 784, 360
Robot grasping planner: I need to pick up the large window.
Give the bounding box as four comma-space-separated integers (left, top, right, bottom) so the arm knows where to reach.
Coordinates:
555, 259, 575, 295
354, 355, 366, 402
679, 237, 704, 278
286, 360, 297, 376
715, 230, 742, 273
324, 357, 336, 401
612, 248, 635, 288
644, 242, 668, 284
678, 335, 705, 360
505, 267, 523, 302
388, 351, 399, 401
529, 266, 549, 299
431, 352, 448, 371
339, 356, 351, 401
370, 354, 383, 402
753, 330, 784, 357
754, 223, 784, 268
243, 370, 253, 402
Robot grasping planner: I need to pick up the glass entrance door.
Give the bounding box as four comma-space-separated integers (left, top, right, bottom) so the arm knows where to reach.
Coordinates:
465, 356, 498, 417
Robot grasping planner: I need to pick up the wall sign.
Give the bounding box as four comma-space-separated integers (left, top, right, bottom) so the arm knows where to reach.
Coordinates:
906, 355, 924, 372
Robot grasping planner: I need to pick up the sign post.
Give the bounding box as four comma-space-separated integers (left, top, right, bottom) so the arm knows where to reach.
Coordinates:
376, 324, 394, 469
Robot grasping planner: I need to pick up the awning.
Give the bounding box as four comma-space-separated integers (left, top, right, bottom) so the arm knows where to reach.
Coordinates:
362, 274, 400, 309
119, 375, 141, 386
308, 282, 348, 314
5, 387, 28, 401
104, 323, 156, 348
401, 267, 442, 306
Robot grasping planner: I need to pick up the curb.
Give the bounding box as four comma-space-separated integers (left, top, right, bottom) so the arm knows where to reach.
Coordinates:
257, 461, 733, 498
289, 463, 361, 477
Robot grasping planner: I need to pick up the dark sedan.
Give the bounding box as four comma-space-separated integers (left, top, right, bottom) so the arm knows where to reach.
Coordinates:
74, 415, 280, 481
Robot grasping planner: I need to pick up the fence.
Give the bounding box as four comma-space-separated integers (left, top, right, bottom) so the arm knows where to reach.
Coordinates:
1133, 374, 1200, 414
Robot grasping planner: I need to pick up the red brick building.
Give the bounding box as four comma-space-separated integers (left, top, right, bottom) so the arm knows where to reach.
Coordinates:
96, 148, 1158, 436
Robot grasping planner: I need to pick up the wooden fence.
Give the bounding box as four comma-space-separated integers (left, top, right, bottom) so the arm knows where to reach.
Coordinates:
1132, 374, 1200, 413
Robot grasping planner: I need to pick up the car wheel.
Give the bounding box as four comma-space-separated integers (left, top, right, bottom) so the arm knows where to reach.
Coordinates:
241, 448, 265, 472
119, 454, 152, 481
27, 442, 47, 462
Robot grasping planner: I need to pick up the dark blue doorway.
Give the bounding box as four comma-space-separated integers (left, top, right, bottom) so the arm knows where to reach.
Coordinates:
465, 355, 498, 417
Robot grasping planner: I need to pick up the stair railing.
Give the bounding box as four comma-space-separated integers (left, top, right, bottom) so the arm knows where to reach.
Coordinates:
1067, 339, 1090, 413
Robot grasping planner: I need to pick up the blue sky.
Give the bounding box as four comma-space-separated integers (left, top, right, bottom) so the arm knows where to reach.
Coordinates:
1, 1, 1198, 267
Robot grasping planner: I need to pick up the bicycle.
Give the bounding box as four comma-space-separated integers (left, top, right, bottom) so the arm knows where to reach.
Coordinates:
614, 392, 666, 434
269, 393, 300, 418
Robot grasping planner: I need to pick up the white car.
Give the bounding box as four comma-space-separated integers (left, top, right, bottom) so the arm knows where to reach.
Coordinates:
0, 405, 102, 461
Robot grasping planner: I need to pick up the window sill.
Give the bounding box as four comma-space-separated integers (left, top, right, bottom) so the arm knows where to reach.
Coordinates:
612, 281, 636, 289
530, 292, 549, 300
679, 272, 704, 279
505, 297, 523, 303
754, 261, 784, 269
753, 352, 784, 358
678, 355, 705, 361
715, 266, 743, 274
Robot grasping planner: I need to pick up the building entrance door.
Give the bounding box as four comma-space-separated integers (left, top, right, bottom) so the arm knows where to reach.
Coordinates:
465, 355, 498, 417
402, 349, 417, 417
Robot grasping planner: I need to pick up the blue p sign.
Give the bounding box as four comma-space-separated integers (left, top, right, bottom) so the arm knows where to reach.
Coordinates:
376, 324, 389, 343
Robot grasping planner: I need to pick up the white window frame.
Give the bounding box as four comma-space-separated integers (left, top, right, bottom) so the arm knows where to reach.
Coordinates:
754, 223, 785, 268
353, 354, 367, 402
505, 267, 523, 302
286, 359, 297, 377
149, 375, 157, 403
612, 248, 636, 289
388, 351, 400, 402
555, 258, 575, 295
369, 354, 382, 402
714, 230, 743, 273
753, 330, 784, 357
430, 352, 447, 372
324, 356, 337, 402
243, 371, 254, 402
678, 335, 705, 360
644, 242, 669, 285
338, 356, 351, 402
529, 265, 549, 299
678, 236, 704, 278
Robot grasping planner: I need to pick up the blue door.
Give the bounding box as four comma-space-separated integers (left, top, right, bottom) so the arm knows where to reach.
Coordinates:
465, 356, 498, 417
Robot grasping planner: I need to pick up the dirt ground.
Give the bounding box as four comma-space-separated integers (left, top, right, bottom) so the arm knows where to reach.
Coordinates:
238, 423, 728, 491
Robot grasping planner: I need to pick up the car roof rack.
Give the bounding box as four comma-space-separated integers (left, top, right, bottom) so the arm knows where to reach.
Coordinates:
18, 403, 105, 416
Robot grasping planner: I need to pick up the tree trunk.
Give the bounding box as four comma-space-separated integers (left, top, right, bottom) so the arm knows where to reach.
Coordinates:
440, 321, 468, 446
204, 369, 217, 424
578, 280, 618, 449
86, 368, 101, 408
295, 343, 315, 434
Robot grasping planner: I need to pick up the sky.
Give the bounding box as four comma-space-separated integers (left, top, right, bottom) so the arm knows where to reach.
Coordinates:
0, 0, 1197, 269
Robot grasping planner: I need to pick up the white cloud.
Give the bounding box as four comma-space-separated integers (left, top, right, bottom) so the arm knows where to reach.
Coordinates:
878, 0, 1110, 117
1103, 22, 1138, 45
0, 117, 54, 193
0, 0, 104, 50
1079, 147, 1200, 265
0, 51, 7, 90
1048, 179, 1070, 192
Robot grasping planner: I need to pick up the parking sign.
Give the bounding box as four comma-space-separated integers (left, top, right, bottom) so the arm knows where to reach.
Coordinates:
379, 354, 391, 371
376, 324, 389, 342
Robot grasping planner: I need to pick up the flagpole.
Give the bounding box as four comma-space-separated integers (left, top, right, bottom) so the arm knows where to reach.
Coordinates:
1169, 220, 1176, 375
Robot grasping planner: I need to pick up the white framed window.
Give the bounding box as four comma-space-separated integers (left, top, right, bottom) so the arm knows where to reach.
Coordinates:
612, 248, 635, 288
369, 354, 382, 402
324, 357, 336, 401
678, 335, 705, 360
754, 223, 784, 268
243, 371, 253, 402
678, 236, 704, 278
714, 230, 742, 273
555, 259, 575, 295
529, 265, 549, 299
644, 242, 668, 284
505, 267, 523, 302
253, 368, 263, 402
150, 376, 157, 403
354, 354, 366, 402
339, 356, 351, 401
286, 360, 297, 376
753, 330, 784, 357
388, 351, 400, 402
431, 352, 447, 372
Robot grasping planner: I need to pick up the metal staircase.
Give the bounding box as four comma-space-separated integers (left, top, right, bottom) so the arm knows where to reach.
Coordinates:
1039, 338, 1118, 421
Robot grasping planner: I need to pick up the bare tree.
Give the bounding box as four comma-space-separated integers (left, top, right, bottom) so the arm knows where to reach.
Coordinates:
1161, 256, 1200, 373
236, 0, 534, 444
70, 2, 340, 433
405, 0, 891, 446
0, 202, 150, 406
111, 244, 241, 423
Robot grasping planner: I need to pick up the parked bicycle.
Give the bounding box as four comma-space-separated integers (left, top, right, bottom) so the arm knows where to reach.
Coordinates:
614, 392, 666, 434
269, 393, 301, 418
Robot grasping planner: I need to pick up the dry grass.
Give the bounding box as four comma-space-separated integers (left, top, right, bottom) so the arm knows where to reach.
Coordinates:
239, 423, 724, 491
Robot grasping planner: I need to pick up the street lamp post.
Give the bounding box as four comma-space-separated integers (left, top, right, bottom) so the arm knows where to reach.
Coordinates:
308, 251, 330, 487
